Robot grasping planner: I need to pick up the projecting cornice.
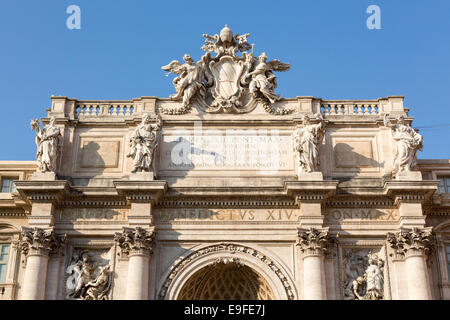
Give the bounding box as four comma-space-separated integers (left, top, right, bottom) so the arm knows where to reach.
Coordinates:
14, 180, 70, 207
284, 180, 339, 204
113, 180, 168, 205
382, 180, 439, 205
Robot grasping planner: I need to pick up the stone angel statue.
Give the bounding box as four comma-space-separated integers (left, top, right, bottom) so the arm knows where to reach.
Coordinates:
383, 114, 423, 178
245, 52, 290, 104
293, 113, 326, 173
30, 116, 61, 173
127, 113, 162, 173
161, 54, 211, 108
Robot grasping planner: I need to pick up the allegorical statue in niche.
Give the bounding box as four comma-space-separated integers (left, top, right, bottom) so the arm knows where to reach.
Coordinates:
352, 252, 384, 300
161, 53, 211, 109
66, 251, 112, 300
384, 114, 423, 178
293, 113, 326, 173
127, 113, 162, 173
84, 265, 112, 300
30, 116, 61, 173
343, 251, 366, 299
245, 52, 290, 104
66, 251, 97, 299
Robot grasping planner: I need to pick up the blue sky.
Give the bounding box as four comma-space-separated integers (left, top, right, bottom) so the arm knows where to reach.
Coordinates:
0, 0, 449, 160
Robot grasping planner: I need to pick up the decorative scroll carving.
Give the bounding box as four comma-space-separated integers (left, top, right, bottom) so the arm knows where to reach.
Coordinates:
343, 249, 384, 300
65, 250, 112, 300
293, 113, 326, 174
161, 25, 291, 114
30, 116, 62, 173
114, 227, 155, 256
20, 227, 66, 256
386, 227, 433, 258
158, 243, 295, 300
383, 114, 423, 178
213, 257, 243, 267
296, 227, 331, 256
127, 113, 162, 173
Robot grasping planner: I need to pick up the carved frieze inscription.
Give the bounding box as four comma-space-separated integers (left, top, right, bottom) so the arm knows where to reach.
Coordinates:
155, 208, 299, 222
58, 208, 128, 222
325, 208, 398, 223
160, 130, 294, 173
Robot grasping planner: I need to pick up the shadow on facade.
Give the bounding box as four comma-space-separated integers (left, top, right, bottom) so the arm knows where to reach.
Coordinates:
332, 142, 384, 182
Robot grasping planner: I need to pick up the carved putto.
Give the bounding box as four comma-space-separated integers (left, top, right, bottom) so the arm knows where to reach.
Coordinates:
127, 113, 162, 173
293, 113, 326, 174
383, 114, 423, 178
161, 25, 291, 115
65, 251, 112, 300
30, 116, 62, 173
343, 250, 384, 300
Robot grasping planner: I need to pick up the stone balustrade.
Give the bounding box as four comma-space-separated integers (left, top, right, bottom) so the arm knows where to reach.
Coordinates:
320, 101, 380, 116
75, 101, 135, 117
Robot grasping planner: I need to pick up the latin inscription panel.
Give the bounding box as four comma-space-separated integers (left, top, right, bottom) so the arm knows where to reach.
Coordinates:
159, 129, 294, 173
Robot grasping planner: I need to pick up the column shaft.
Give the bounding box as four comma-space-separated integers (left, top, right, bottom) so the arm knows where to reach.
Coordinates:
303, 255, 326, 300
126, 254, 150, 300
405, 255, 431, 300
21, 254, 49, 300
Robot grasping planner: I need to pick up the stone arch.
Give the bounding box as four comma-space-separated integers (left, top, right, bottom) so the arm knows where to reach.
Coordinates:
434, 221, 450, 233
177, 261, 275, 300
157, 243, 296, 300
0, 223, 20, 235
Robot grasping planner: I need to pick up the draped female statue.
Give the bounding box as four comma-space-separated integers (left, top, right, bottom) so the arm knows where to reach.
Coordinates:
293, 114, 325, 174
384, 114, 423, 178
30, 116, 61, 173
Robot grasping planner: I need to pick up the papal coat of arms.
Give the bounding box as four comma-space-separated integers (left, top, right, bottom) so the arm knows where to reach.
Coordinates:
161, 25, 291, 114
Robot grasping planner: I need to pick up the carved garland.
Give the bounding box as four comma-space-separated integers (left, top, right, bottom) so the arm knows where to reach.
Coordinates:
158, 243, 295, 300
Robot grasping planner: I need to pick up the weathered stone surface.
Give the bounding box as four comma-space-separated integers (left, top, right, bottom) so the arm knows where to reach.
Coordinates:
0, 26, 448, 301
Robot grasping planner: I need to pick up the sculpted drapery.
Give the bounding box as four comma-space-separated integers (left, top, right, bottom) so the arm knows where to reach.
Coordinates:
127, 113, 162, 173
161, 25, 291, 114
161, 54, 208, 109
247, 52, 289, 104
293, 114, 325, 173
30, 116, 61, 173
66, 251, 112, 300
384, 114, 423, 178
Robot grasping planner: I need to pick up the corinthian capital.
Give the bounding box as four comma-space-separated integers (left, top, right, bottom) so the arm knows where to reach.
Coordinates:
20, 227, 66, 256
387, 227, 433, 258
115, 227, 155, 257
296, 228, 331, 256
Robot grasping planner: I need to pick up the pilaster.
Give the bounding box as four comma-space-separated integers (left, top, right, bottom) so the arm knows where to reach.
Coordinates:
14, 180, 70, 228
285, 180, 338, 228
384, 180, 438, 229
114, 180, 167, 228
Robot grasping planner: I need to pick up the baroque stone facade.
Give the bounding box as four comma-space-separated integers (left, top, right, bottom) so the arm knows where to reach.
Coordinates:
0, 26, 450, 300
